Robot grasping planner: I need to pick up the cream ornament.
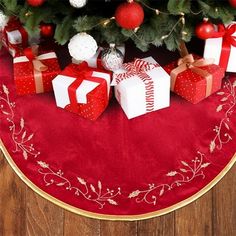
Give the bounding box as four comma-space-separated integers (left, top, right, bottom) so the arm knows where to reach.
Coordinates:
0, 11, 9, 31
69, 0, 87, 8
68, 32, 98, 61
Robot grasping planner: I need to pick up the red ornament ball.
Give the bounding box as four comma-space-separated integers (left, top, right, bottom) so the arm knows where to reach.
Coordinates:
27, 0, 45, 7
229, 0, 236, 8
115, 1, 144, 30
195, 19, 215, 40
40, 23, 54, 37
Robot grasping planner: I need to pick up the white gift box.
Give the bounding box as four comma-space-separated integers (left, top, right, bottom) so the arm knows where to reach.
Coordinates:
113, 57, 170, 119
52, 66, 111, 109
72, 45, 125, 68
203, 23, 236, 72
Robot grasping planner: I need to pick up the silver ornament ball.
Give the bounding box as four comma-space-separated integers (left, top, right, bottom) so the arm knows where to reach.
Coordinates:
101, 44, 124, 72
69, 0, 87, 8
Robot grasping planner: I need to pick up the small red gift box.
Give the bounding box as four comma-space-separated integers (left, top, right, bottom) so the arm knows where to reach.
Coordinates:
2, 18, 39, 57
52, 62, 112, 121
164, 54, 225, 104
13, 46, 61, 95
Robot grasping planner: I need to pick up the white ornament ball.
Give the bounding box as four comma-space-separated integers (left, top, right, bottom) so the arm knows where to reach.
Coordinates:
69, 0, 87, 8
0, 11, 9, 31
68, 32, 98, 61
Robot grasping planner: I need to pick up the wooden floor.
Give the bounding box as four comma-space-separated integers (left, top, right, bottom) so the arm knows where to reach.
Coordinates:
0, 150, 236, 236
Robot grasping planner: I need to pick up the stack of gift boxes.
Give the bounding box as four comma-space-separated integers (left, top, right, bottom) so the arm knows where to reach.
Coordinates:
2, 18, 236, 121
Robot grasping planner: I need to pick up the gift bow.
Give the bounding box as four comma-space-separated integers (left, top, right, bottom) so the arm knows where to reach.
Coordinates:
114, 58, 158, 83
208, 24, 236, 70
170, 54, 215, 97
211, 24, 236, 45
24, 45, 48, 72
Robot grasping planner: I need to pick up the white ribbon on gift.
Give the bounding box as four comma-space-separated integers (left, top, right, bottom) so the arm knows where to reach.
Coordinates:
13, 52, 57, 93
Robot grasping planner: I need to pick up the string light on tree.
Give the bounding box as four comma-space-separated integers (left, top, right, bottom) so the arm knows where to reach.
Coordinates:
115, 0, 144, 30
69, 0, 87, 8
27, 0, 45, 7
68, 32, 98, 61
195, 18, 215, 40
0, 10, 9, 31
101, 44, 124, 72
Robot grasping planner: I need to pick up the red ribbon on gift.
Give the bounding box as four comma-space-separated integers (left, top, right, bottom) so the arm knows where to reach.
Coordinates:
64, 62, 109, 113
114, 59, 159, 112
209, 24, 236, 70
3, 18, 28, 49
23, 46, 48, 93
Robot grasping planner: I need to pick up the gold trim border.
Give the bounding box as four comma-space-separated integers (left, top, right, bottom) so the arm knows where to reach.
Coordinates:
1, 138, 236, 221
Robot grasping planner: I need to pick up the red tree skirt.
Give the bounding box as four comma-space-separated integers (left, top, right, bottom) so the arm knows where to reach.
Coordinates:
0, 48, 236, 220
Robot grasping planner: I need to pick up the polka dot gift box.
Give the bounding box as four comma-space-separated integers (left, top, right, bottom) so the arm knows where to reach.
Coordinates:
13, 46, 61, 95
52, 62, 111, 121
164, 54, 225, 104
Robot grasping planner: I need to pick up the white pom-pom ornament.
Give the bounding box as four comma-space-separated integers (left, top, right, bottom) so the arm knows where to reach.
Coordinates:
68, 32, 98, 61
69, 0, 87, 8
0, 11, 9, 31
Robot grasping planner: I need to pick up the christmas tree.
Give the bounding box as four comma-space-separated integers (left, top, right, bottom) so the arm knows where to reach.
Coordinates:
1, 0, 236, 52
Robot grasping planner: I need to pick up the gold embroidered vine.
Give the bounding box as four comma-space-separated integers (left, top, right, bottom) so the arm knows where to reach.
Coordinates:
37, 161, 121, 209
0, 84, 40, 159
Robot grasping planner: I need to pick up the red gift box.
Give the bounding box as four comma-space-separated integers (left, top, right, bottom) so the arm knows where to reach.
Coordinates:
52, 62, 112, 121
13, 46, 61, 95
164, 54, 225, 104
2, 18, 39, 57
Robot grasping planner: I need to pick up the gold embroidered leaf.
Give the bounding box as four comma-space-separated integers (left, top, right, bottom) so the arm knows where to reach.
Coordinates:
233, 81, 236, 87
22, 131, 26, 139
2, 85, 9, 95
56, 182, 65, 186
216, 105, 223, 112
224, 122, 230, 130
217, 92, 225, 95
210, 140, 215, 153
90, 184, 96, 193
166, 171, 177, 176
180, 168, 187, 173
37, 161, 49, 168
159, 188, 164, 196
108, 199, 118, 205
77, 177, 86, 185
201, 163, 210, 168
128, 190, 140, 198
221, 97, 228, 102
20, 118, 24, 128
23, 150, 28, 160
181, 161, 189, 167
98, 181, 102, 190
1, 110, 10, 115
27, 133, 34, 141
